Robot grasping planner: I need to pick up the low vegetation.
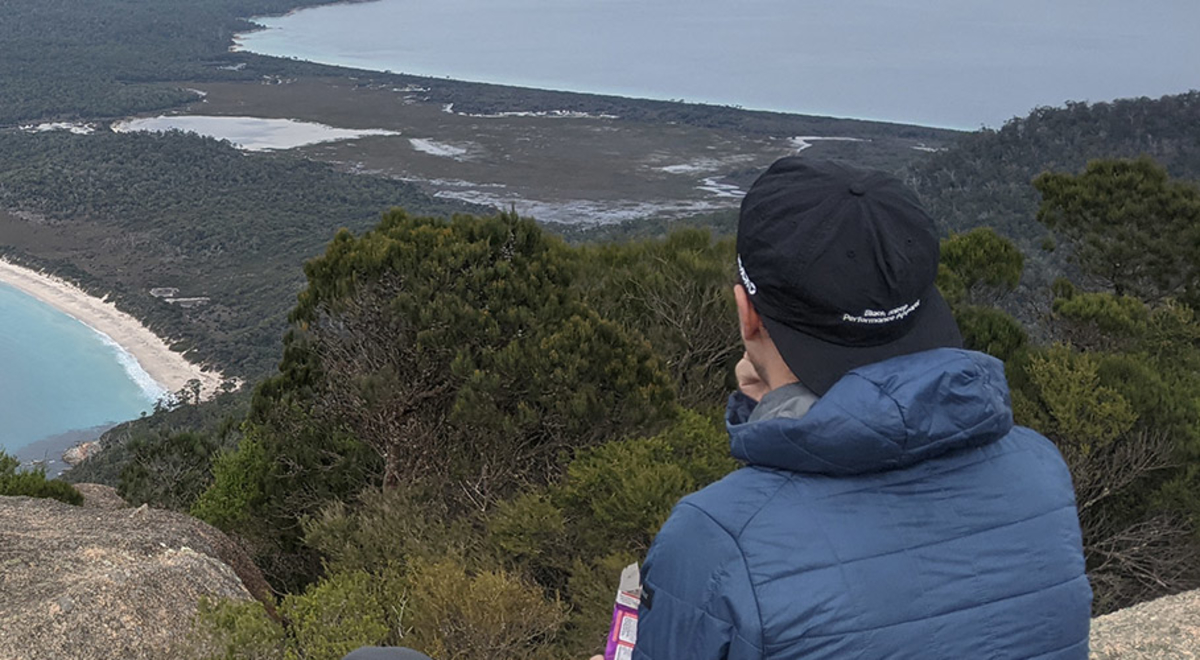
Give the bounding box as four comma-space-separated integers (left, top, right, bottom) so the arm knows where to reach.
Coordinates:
0, 451, 83, 505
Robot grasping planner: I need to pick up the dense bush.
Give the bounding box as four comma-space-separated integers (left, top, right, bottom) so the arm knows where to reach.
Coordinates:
577, 228, 741, 407
268, 209, 674, 498
1035, 157, 1200, 305
489, 409, 736, 652
1010, 340, 1200, 612
66, 390, 249, 491
185, 570, 401, 660
302, 485, 478, 578
195, 211, 684, 588
118, 430, 234, 511
0, 451, 83, 505
190, 409, 732, 659
187, 557, 565, 660
402, 558, 567, 660
938, 227, 1025, 306
192, 418, 377, 589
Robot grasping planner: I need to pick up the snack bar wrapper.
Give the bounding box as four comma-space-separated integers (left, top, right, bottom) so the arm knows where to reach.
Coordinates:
604, 563, 641, 660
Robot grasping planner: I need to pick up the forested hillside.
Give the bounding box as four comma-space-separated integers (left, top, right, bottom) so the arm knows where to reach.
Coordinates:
0, 0, 335, 124
910, 92, 1200, 257
0, 131, 482, 375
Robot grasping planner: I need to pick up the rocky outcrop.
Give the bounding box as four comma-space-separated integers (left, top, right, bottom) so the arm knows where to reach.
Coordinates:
1091, 590, 1200, 658
72, 483, 126, 510
0, 493, 273, 660
62, 441, 103, 466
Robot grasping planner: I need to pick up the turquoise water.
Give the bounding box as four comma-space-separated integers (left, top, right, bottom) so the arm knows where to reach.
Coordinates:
235, 0, 1200, 129
0, 283, 163, 454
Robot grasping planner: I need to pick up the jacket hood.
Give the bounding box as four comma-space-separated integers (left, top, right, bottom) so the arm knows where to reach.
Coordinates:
727, 348, 1014, 475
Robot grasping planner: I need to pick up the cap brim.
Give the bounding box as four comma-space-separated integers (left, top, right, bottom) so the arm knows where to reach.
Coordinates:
760, 286, 963, 396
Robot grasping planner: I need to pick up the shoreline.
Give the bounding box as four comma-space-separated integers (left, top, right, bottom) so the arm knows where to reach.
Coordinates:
0, 258, 228, 401
228, 2, 966, 132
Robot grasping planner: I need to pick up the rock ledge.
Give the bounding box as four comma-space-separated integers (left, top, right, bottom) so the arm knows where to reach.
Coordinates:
0, 494, 269, 660
1091, 589, 1200, 659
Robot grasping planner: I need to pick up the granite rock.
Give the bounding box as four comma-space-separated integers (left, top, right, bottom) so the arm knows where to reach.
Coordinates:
0, 495, 273, 660
73, 483, 126, 510
1091, 589, 1200, 659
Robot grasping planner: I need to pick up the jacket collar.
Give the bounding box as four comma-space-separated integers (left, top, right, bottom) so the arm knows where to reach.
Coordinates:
747, 381, 820, 423
727, 349, 1013, 475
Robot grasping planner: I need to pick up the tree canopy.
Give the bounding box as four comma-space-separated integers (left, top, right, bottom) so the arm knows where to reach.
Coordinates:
1035, 157, 1200, 304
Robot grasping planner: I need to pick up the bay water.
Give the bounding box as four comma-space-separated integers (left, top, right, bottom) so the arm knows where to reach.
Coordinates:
0, 283, 162, 456
234, 0, 1200, 129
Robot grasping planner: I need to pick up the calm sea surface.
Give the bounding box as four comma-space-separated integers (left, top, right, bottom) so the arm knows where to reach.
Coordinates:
235, 0, 1200, 129
0, 283, 162, 455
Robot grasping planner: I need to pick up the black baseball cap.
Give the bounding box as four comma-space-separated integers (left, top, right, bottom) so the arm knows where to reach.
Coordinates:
736, 158, 962, 395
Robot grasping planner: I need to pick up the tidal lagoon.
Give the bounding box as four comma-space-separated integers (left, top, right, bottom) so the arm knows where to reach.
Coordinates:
112, 116, 402, 151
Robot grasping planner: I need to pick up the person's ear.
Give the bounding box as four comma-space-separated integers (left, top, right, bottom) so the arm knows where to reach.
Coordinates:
734, 284, 764, 342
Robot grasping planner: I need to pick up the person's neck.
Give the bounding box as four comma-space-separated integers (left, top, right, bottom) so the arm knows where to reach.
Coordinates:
761, 361, 799, 394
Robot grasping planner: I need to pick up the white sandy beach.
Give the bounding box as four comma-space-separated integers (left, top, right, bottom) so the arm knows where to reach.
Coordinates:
0, 258, 227, 400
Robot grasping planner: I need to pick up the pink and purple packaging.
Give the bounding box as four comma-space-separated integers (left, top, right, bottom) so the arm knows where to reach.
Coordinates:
604, 563, 641, 660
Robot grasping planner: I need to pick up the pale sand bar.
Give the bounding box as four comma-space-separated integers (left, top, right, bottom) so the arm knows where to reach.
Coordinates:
0, 258, 227, 400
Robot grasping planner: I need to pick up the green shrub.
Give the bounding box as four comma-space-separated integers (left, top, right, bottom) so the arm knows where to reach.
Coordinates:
1015, 345, 1138, 450
303, 485, 479, 577
936, 228, 1024, 307
190, 434, 270, 531
282, 570, 399, 660
0, 451, 82, 505
403, 557, 566, 660
577, 228, 740, 407
195, 418, 379, 590
940, 227, 1025, 292
274, 210, 676, 502
1053, 292, 1150, 338
184, 599, 286, 660
119, 430, 226, 511
192, 559, 564, 660
488, 408, 733, 577
559, 437, 696, 549
489, 492, 566, 565
487, 409, 736, 655
194, 212, 680, 590
1009, 342, 1200, 611
557, 408, 736, 553
954, 305, 1029, 362
187, 570, 407, 660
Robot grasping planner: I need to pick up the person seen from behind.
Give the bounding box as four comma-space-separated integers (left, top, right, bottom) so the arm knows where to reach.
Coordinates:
628, 158, 1092, 659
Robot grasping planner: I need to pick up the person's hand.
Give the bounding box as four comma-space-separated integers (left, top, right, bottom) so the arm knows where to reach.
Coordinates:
736, 352, 769, 401
589, 656, 604, 660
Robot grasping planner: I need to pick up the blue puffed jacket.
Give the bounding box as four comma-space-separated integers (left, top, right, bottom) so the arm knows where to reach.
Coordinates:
635, 349, 1091, 659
